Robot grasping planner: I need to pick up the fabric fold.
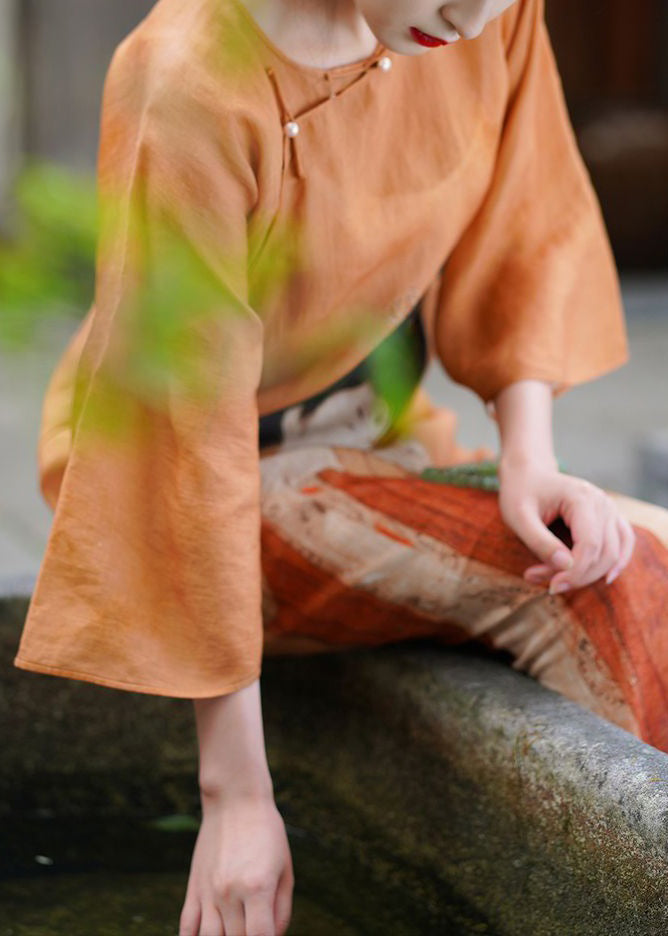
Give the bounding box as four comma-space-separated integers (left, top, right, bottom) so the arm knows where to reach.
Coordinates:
433, 0, 628, 404
15, 29, 266, 697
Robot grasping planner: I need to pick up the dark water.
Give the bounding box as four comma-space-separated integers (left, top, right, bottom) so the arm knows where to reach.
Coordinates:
0, 812, 493, 936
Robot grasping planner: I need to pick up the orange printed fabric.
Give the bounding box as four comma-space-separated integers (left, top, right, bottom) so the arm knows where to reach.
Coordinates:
259, 445, 668, 753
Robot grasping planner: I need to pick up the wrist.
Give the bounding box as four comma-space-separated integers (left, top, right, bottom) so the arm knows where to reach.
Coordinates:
199, 770, 275, 809
194, 679, 274, 810
494, 380, 556, 477
499, 449, 558, 476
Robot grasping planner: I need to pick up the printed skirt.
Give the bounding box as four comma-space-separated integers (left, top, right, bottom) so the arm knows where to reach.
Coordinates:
257, 302, 668, 752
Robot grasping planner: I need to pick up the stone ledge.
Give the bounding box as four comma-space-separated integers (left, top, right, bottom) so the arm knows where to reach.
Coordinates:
3, 595, 668, 933
262, 647, 668, 935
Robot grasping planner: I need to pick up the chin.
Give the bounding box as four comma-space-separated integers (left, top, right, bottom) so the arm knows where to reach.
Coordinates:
376, 34, 430, 56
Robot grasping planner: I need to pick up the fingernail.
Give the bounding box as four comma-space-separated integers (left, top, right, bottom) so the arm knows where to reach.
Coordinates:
550, 549, 574, 570
606, 568, 620, 585
550, 582, 571, 596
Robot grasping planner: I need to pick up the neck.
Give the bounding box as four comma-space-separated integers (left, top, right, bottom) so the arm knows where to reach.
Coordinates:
241, 0, 378, 68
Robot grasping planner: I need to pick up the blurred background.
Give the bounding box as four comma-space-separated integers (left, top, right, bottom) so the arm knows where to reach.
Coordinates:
0, 0, 667, 591
2, 0, 667, 264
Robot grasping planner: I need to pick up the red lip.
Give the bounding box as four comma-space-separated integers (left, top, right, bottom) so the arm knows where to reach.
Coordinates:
410, 26, 450, 48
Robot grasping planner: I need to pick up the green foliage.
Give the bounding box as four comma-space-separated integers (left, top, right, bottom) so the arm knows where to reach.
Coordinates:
0, 160, 427, 458
144, 813, 201, 833
421, 461, 503, 491
421, 459, 569, 490
367, 314, 426, 425
0, 162, 97, 348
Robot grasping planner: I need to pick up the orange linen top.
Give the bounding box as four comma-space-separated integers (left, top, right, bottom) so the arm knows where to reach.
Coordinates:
14, 0, 628, 697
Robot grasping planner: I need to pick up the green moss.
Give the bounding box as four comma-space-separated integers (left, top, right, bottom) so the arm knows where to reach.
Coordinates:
0, 813, 491, 936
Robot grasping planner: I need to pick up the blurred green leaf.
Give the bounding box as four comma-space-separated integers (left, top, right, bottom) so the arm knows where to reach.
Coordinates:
0, 159, 422, 463
144, 813, 201, 833
0, 161, 97, 347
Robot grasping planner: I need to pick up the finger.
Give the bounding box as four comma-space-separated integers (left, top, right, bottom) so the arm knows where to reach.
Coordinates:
607, 518, 637, 584
552, 495, 623, 591
556, 498, 605, 588
179, 899, 201, 936
524, 563, 554, 584
619, 517, 636, 568
245, 891, 277, 936
274, 866, 294, 936
511, 504, 574, 571
199, 905, 224, 936
219, 897, 245, 936
594, 513, 622, 582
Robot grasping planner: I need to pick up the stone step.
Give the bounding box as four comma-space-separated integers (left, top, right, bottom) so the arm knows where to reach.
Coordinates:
3, 594, 668, 934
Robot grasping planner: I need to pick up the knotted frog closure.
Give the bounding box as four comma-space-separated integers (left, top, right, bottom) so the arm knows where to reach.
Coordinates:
266, 48, 392, 180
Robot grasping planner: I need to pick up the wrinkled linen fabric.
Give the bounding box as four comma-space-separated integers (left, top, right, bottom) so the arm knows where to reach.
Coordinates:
14, 0, 629, 697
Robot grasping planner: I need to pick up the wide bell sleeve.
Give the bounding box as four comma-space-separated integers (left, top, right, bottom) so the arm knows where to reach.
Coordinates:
433, 0, 629, 405
14, 36, 266, 697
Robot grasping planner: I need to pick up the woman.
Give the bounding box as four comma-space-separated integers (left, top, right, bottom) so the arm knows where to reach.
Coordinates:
13, 0, 668, 933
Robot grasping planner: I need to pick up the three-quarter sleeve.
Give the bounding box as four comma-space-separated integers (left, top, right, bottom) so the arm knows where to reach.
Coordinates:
433, 0, 629, 404
14, 36, 266, 697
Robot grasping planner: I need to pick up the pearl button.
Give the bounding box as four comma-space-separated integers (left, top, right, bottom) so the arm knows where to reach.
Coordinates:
284, 121, 300, 138
377, 56, 393, 73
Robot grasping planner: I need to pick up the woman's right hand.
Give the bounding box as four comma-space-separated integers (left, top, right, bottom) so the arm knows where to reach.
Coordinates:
179, 792, 294, 936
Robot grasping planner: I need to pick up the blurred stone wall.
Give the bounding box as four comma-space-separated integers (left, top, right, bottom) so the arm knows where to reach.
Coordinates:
20, 0, 155, 171
546, 0, 668, 113
545, 0, 668, 269
0, 0, 22, 232
2, 0, 668, 267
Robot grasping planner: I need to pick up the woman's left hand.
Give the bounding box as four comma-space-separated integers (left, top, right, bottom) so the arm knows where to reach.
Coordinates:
497, 461, 636, 594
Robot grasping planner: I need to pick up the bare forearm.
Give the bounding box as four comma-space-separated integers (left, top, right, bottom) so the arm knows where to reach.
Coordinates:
194, 678, 274, 807
494, 379, 558, 473
185, 680, 294, 935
